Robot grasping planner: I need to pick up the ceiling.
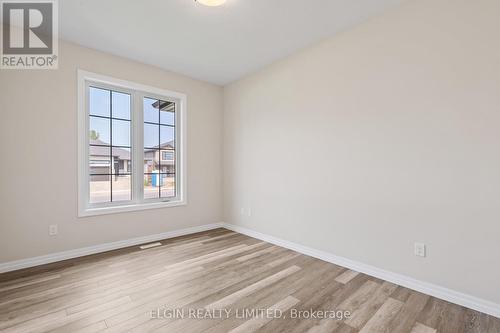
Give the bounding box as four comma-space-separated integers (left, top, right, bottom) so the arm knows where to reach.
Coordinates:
60, 0, 406, 85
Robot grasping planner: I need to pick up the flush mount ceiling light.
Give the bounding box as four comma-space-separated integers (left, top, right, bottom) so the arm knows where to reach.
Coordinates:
195, 0, 226, 6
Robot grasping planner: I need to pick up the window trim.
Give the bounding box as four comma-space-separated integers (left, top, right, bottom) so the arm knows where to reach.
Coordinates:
78, 70, 187, 217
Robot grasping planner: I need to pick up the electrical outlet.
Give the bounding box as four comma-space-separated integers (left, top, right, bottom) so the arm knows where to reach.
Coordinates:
49, 225, 58, 236
240, 207, 252, 217
414, 242, 426, 257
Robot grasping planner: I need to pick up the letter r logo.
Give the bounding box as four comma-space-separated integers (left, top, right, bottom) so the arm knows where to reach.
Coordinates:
2, 2, 53, 54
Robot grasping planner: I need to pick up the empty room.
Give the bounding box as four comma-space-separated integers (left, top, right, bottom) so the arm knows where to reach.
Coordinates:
0, 0, 499, 332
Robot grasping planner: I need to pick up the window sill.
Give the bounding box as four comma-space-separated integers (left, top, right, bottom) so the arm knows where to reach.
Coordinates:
78, 199, 187, 217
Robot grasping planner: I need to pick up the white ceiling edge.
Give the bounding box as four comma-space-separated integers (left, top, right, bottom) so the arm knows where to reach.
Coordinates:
55, 0, 408, 86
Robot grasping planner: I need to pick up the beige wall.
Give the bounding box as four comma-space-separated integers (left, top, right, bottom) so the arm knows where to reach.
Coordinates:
223, 0, 500, 304
0, 41, 223, 262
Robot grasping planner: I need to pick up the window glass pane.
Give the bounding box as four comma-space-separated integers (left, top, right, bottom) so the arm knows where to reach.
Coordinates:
112, 175, 131, 202
90, 116, 110, 145
89, 146, 110, 174
144, 123, 159, 148
112, 147, 131, 174
160, 126, 175, 148
90, 175, 110, 203
112, 92, 131, 120
159, 100, 175, 126
144, 97, 159, 123
86, 83, 182, 209
144, 174, 159, 199
112, 119, 130, 147
89, 87, 110, 117
160, 174, 176, 198
144, 149, 159, 173
160, 150, 175, 174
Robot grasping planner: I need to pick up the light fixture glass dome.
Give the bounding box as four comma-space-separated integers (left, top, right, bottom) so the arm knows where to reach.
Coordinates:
196, 0, 226, 6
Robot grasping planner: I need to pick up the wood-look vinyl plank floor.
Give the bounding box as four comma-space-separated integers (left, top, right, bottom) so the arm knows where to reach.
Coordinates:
0, 228, 498, 333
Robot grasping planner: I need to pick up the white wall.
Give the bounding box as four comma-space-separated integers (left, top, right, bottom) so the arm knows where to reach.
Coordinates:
223, 0, 500, 305
0, 40, 223, 262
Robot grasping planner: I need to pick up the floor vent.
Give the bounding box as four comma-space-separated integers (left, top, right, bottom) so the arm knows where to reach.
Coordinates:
139, 242, 162, 250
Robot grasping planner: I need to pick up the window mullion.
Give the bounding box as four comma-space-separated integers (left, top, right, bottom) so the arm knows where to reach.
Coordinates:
133, 92, 144, 203
109, 90, 113, 202
158, 99, 161, 199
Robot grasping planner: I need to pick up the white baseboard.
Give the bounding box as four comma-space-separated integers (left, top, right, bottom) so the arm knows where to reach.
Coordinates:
222, 223, 500, 319
0, 223, 224, 274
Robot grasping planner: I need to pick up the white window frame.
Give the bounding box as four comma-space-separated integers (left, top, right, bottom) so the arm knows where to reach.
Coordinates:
77, 70, 187, 217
